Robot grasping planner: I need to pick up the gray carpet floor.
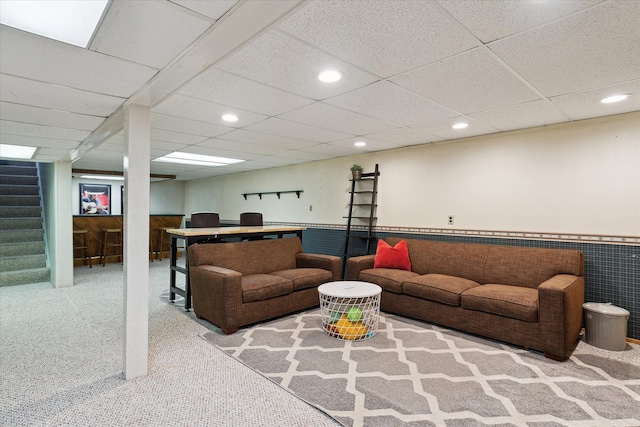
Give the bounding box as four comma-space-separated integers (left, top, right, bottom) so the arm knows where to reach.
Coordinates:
2, 260, 638, 427
0, 260, 341, 427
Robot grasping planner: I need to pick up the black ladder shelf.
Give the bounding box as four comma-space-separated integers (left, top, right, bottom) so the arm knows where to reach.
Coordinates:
342, 164, 380, 277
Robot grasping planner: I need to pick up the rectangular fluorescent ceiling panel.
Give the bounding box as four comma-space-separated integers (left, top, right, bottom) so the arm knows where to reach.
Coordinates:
153, 152, 245, 167
80, 174, 124, 181
0, 144, 37, 159
0, 0, 108, 48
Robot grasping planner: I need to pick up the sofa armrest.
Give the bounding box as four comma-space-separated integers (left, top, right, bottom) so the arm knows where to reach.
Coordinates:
189, 265, 243, 333
296, 253, 342, 281
538, 274, 585, 359
346, 255, 376, 280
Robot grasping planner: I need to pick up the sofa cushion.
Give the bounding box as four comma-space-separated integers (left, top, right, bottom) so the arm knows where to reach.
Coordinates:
483, 246, 584, 289
359, 268, 419, 294
374, 239, 412, 271
242, 274, 293, 303
272, 268, 333, 291
461, 284, 538, 322
189, 237, 302, 276
404, 274, 480, 306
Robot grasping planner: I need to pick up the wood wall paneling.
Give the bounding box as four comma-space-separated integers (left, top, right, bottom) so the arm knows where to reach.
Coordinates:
72, 215, 183, 265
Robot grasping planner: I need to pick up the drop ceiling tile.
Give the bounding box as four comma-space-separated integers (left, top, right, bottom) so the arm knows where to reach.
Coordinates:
325, 80, 458, 126
151, 113, 231, 137
0, 102, 104, 131
196, 138, 288, 156
252, 155, 302, 166
151, 128, 208, 145
218, 30, 378, 99
391, 47, 540, 114
364, 127, 444, 146
169, 0, 238, 20
328, 137, 401, 153
489, 1, 640, 97
90, 1, 211, 69
278, 0, 479, 78
0, 26, 157, 98
410, 116, 499, 140
149, 140, 190, 152
179, 68, 313, 116
470, 100, 568, 132
299, 143, 361, 157
154, 94, 268, 127
278, 102, 396, 135
178, 145, 260, 161
220, 129, 318, 149
244, 117, 350, 143
0, 121, 89, 141
273, 149, 334, 162
437, 0, 603, 43
33, 148, 71, 161
1, 75, 124, 117
549, 80, 640, 121
0, 133, 78, 150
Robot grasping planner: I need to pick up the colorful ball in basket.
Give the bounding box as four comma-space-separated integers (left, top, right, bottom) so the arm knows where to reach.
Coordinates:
330, 311, 342, 322
346, 306, 363, 322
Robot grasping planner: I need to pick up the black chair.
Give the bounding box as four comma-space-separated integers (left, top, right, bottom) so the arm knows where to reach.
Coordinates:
191, 212, 220, 228
190, 212, 221, 244
240, 212, 266, 240
239, 212, 263, 226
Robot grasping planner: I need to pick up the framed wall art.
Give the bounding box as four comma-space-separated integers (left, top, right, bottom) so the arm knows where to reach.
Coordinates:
80, 183, 111, 215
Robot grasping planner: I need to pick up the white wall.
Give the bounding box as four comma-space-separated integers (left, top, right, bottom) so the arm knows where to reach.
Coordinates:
71, 177, 124, 215
150, 180, 186, 218
183, 112, 640, 237
41, 161, 74, 288
71, 178, 185, 218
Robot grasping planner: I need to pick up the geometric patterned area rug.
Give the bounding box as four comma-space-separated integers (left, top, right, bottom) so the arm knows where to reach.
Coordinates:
201, 310, 640, 427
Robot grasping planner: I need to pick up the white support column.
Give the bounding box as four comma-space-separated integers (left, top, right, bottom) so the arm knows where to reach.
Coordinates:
122, 104, 150, 380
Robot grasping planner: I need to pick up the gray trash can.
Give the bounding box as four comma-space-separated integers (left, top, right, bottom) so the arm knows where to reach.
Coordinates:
583, 302, 630, 351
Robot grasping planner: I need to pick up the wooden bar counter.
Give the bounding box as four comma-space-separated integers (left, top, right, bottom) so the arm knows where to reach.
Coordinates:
72, 214, 184, 266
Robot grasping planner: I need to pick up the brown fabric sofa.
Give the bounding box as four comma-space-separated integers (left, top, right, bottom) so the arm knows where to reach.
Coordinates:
188, 237, 341, 334
347, 237, 585, 360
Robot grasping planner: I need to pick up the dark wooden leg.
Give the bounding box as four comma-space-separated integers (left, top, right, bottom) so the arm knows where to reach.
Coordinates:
544, 352, 566, 362
169, 235, 177, 302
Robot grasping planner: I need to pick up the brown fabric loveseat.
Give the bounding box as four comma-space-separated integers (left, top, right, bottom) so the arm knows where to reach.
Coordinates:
347, 237, 585, 360
188, 237, 341, 334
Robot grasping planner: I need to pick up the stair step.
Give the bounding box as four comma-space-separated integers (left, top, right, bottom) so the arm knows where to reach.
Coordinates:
0, 229, 44, 244
0, 217, 43, 231
0, 184, 39, 196
0, 195, 40, 206
0, 206, 42, 218
0, 175, 38, 186
0, 267, 50, 287
0, 165, 37, 176
0, 253, 47, 272
0, 241, 46, 257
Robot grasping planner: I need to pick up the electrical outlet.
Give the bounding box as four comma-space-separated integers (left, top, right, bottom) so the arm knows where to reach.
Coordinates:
448, 215, 454, 225
309, 205, 313, 212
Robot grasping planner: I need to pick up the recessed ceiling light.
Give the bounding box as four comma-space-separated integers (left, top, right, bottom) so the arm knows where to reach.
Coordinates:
600, 94, 631, 104
222, 114, 239, 122
318, 70, 342, 83
0, 0, 108, 48
0, 143, 37, 159
354, 141, 367, 147
153, 151, 244, 167
452, 122, 469, 130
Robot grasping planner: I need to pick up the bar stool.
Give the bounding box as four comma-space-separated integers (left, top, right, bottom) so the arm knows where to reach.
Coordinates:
72, 229, 92, 268
149, 229, 155, 262
100, 228, 123, 266
155, 227, 171, 261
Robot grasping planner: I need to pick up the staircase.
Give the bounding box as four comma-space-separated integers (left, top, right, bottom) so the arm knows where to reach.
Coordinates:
0, 160, 50, 286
